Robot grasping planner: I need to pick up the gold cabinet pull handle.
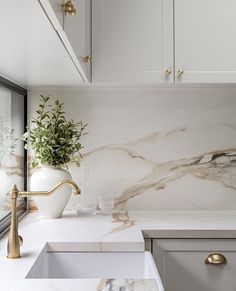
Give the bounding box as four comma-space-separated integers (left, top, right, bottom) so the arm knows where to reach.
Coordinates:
205, 253, 227, 265
82, 55, 92, 64
177, 69, 184, 76
62, 1, 76, 16
165, 69, 172, 76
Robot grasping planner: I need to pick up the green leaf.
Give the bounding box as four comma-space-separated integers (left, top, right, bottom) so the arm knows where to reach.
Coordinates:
32, 160, 38, 168
22, 95, 88, 168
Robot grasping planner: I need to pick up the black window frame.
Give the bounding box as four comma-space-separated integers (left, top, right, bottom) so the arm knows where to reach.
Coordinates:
0, 76, 27, 238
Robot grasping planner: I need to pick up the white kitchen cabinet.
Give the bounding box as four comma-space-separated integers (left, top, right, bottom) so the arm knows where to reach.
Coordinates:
153, 239, 236, 291
0, 0, 84, 88
92, 0, 174, 83
40, 0, 91, 82
63, 0, 91, 80
175, 0, 236, 83
48, 0, 64, 29
92, 0, 236, 84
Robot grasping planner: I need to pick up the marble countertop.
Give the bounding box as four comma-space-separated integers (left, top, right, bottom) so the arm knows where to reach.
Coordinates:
129, 210, 236, 238
1, 210, 236, 291
0, 211, 146, 291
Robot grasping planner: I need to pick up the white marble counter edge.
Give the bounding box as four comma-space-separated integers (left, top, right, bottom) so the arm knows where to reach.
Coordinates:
130, 210, 236, 239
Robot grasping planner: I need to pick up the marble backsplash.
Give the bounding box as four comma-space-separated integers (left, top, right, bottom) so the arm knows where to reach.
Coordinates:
28, 87, 236, 210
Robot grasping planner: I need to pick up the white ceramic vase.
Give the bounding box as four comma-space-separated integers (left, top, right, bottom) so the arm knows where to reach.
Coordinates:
30, 166, 72, 218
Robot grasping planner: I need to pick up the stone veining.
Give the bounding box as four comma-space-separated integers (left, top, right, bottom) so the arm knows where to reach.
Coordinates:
82, 126, 236, 209
97, 279, 158, 291
26, 120, 236, 211
115, 149, 236, 207
99, 211, 135, 240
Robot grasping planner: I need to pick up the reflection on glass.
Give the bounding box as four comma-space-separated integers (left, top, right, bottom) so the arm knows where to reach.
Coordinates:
0, 86, 25, 220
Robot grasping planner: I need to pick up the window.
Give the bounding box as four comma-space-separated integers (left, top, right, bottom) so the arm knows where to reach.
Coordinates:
0, 76, 27, 236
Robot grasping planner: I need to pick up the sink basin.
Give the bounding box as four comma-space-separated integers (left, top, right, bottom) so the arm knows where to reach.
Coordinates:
26, 244, 164, 290
27, 251, 157, 279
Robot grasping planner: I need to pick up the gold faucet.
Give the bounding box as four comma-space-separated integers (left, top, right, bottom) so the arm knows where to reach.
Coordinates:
7, 180, 81, 259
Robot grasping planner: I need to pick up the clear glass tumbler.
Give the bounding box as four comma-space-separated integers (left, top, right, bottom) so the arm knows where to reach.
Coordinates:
98, 195, 114, 215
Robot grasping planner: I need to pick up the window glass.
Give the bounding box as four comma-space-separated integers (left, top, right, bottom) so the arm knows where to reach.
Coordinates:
0, 85, 25, 221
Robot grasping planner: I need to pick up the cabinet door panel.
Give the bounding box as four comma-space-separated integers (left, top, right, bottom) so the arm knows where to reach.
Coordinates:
92, 0, 173, 83
40, 0, 90, 82
0, 0, 84, 87
153, 239, 236, 291
175, 0, 236, 83
47, 0, 64, 30
64, 0, 91, 81
165, 251, 236, 291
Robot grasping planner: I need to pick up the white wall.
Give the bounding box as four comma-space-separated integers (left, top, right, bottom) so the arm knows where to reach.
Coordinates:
28, 87, 236, 210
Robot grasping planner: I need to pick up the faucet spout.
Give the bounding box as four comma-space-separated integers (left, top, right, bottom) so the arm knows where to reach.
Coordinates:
7, 180, 81, 259
18, 179, 81, 197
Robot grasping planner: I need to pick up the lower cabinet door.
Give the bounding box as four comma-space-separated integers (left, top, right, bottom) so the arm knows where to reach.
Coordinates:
153, 239, 236, 291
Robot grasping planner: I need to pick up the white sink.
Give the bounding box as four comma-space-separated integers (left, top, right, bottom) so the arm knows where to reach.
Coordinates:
26, 244, 164, 291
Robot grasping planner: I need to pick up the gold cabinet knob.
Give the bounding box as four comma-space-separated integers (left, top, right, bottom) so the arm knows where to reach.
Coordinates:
82, 55, 92, 64
165, 69, 172, 76
62, 0, 76, 16
205, 253, 227, 265
177, 69, 184, 76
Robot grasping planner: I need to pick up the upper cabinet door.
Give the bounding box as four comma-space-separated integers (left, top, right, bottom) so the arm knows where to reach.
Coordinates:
175, 0, 236, 83
0, 0, 84, 88
40, 0, 91, 82
63, 0, 91, 81
48, 0, 64, 29
92, 0, 174, 83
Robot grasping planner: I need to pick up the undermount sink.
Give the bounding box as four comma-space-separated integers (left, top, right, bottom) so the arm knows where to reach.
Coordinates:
26, 243, 164, 291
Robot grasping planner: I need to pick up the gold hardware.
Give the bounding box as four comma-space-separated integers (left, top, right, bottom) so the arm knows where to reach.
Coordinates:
177, 69, 184, 76
165, 69, 172, 76
62, 1, 76, 16
82, 55, 92, 64
205, 253, 227, 265
7, 185, 21, 258
7, 180, 81, 259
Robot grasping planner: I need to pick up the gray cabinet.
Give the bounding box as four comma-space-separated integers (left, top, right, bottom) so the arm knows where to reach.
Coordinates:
145, 239, 152, 252
153, 239, 236, 291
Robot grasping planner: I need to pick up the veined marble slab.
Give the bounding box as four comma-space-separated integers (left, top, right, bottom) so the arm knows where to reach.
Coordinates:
97, 279, 158, 291
0, 279, 158, 291
129, 210, 236, 238
14, 211, 144, 252
28, 89, 236, 211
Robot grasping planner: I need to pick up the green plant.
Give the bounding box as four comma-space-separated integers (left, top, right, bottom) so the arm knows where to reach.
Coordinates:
23, 95, 87, 168
0, 121, 16, 168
